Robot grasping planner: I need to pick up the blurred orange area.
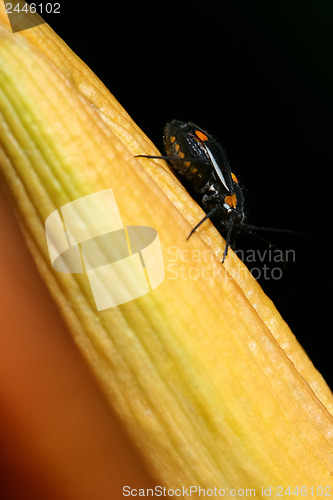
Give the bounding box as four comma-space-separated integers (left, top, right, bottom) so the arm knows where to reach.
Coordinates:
0, 189, 156, 499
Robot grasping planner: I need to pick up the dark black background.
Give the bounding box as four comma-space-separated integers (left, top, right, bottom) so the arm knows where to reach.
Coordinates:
40, 1, 332, 388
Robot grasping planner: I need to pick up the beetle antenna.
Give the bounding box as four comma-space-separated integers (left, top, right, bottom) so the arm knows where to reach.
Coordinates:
238, 223, 299, 271
239, 224, 281, 249
239, 223, 307, 239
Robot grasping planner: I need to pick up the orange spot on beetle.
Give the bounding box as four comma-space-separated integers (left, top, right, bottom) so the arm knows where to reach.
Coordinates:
184, 161, 191, 168
224, 193, 237, 209
179, 151, 185, 158
175, 144, 180, 152
231, 172, 238, 184
195, 130, 208, 142
170, 136, 176, 143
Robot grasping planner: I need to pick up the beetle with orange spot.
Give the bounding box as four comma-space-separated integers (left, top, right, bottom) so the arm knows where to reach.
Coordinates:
136, 120, 295, 262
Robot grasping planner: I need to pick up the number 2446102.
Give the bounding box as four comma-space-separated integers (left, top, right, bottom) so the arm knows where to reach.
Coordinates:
5, 3, 60, 14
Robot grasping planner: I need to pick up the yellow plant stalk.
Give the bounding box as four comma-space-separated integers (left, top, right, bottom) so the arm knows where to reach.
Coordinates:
0, 8, 332, 496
